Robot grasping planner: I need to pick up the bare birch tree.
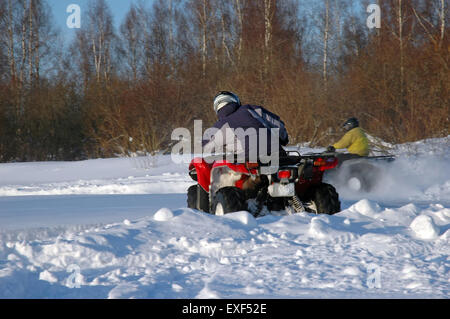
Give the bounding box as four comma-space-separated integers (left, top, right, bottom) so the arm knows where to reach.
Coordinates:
120, 4, 140, 82
233, 0, 244, 66
188, 0, 214, 78
263, 0, 274, 78
86, 0, 115, 83
323, 0, 330, 93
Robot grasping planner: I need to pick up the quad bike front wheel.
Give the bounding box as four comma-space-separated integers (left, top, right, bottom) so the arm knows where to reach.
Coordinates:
187, 184, 210, 213
345, 162, 381, 192
211, 187, 247, 216
305, 183, 341, 215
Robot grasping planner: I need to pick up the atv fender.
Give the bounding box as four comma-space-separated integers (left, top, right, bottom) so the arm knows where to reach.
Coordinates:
189, 157, 213, 192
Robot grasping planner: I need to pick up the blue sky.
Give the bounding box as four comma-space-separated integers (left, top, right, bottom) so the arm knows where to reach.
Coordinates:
47, 0, 145, 43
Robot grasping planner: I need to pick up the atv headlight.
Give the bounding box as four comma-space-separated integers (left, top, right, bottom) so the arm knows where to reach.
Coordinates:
189, 169, 198, 181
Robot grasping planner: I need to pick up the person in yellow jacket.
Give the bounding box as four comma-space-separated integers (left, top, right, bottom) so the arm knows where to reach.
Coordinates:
327, 117, 369, 156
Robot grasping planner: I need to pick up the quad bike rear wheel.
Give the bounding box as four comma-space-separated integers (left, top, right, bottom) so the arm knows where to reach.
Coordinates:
211, 187, 247, 215
187, 184, 210, 213
345, 162, 381, 192
306, 183, 341, 215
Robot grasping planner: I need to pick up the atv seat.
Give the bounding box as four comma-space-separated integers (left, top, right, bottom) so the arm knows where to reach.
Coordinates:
278, 155, 303, 166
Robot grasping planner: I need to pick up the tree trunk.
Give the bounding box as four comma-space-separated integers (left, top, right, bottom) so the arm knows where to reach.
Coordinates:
439, 0, 445, 48
34, 15, 40, 82
398, 0, 405, 109
263, 0, 273, 78
234, 0, 243, 66
28, 0, 33, 83
168, 0, 174, 74
131, 31, 137, 82
201, 0, 207, 78
221, 14, 232, 67
7, 0, 16, 82
20, 8, 26, 87
323, 0, 329, 93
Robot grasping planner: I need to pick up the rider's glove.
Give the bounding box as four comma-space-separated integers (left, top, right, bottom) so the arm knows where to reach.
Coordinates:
326, 145, 336, 153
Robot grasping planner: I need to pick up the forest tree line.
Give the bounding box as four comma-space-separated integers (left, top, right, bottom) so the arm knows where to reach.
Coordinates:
0, 0, 448, 162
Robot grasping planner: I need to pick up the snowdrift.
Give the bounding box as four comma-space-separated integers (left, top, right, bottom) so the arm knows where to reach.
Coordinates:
0, 203, 448, 298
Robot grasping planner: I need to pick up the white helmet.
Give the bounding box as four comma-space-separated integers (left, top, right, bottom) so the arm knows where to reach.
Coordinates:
213, 91, 241, 113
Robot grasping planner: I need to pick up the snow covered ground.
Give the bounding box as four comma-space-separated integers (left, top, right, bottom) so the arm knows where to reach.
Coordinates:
0, 136, 449, 298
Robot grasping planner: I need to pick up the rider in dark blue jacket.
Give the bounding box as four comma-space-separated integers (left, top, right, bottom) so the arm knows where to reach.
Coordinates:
202, 91, 289, 162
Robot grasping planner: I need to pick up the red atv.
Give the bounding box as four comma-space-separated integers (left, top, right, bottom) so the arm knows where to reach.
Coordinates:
187, 153, 341, 216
